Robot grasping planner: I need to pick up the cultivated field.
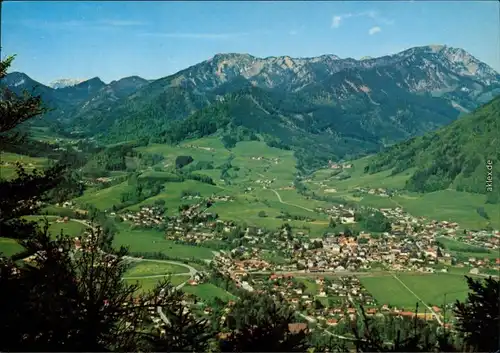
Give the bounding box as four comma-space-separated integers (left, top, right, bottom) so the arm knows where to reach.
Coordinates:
22, 215, 88, 237
124, 275, 191, 293
113, 224, 214, 260
182, 283, 237, 302
0, 152, 49, 180
0, 238, 24, 257
125, 262, 190, 277
360, 273, 470, 310
0, 216, 88, 255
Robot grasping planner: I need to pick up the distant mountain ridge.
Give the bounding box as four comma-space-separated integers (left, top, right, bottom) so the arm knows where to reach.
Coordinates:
49, 78, 87, 89
3, 44, 500, 171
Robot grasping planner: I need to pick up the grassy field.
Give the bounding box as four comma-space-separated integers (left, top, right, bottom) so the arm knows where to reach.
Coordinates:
125, 179, 223, 214
360, 273, 470, 310
359, 275, 418, 309
0, 152, 49, 180
310, 157, 414, 191
296, 278, 321, 295
309, 156, 499, 230
182, 283, 236, 302
113, 223, 214, 260
0, 238, 24, 257
396, 273, 469, 306
0, 217, 88, 256
124, 275, 191, 293
436, 237, 498, 260
74, 181, 133, 210
393, 190, 499, 229
125, 262, 190, 277
22, 216, 88, 237
137, 136, 231, 168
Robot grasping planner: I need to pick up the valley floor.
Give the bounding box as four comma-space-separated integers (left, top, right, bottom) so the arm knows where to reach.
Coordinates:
2, 137, 498, 336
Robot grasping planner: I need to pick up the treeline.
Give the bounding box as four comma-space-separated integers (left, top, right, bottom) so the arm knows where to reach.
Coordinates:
127, 251, 208, 268
183, 160, 214, 173
354, 210, 392, 233
98, 174, 166, 211
157, 102, 232, 144
221, 125, 260, 149
82, 143, 164, 178
276, 211, 315, 222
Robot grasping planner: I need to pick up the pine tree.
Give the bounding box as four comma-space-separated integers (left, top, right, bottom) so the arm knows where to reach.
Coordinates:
0, 56, 66, 254
454, 276, 499, 352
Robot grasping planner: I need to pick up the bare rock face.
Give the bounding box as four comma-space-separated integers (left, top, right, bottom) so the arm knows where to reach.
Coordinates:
49, 78, 86, 89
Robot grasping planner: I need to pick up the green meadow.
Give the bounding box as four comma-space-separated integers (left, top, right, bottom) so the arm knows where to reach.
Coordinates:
124, 275, 191, 293
0, 152, 49, 180
436, 237, 499, 260
182, 283, 236, 302
309, 156, 499, 230
360, 273, 469, 310
113, 224, 214, 260
124, 261, 190, 277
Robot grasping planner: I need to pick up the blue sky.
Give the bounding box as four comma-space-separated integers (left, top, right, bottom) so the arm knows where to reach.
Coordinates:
2, 1, 499, 84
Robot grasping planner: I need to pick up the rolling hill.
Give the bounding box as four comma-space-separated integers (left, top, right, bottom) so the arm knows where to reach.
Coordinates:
364, 95, 499, 202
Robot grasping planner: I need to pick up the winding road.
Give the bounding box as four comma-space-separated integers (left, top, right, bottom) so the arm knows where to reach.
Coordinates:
155, 261, 198, 326
50, 219, 200, 326
121, 257, 198, 280
270, 189, 315, 212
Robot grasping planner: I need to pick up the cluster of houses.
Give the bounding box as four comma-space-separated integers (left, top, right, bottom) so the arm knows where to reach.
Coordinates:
206, 203, 499, 278
250, 156, 280, 165
184, 144, 215, 152
255, 178, 275, 187
181, 193, 234, 202
353, 187, 398, 198
81, 177, 114, 187
210, 195, 234, 202
327, 161, 353, 169
314, 204, 357, 224
452, 229, 500, 250
214, 263, 440, 332
164, 202, 238, 243
118, 206, 165, 228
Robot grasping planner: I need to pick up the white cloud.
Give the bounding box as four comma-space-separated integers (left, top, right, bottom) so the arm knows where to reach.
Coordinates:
289, 30, 298, 36
368, 26, 382, 35
331, 10, 393, 29
331, 13, 352, 28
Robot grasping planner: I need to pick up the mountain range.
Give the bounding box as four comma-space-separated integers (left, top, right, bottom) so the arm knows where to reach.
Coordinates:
2, 44, 500, 172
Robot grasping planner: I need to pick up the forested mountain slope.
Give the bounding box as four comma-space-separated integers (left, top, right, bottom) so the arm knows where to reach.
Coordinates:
364, 95, 500, 202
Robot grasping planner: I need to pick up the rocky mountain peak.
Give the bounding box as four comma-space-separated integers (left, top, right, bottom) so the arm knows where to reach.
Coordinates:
49, 78, 86, 89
